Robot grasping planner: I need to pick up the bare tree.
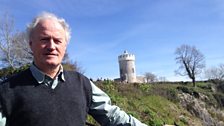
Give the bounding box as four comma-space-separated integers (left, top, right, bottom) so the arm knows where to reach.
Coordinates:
175, 44, 205, 87
0, 13, 32, 69
144, 72, 157, 83
205, 64, 224, 81
0, 12, 15, 68
158, 76, 167, 82
11, 32, 33, 65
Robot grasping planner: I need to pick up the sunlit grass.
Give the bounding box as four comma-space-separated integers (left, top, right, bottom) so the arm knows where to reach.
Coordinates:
87, 81, 222, 126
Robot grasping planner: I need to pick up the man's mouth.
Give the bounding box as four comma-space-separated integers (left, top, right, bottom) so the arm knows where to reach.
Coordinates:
45, 53, 58, 56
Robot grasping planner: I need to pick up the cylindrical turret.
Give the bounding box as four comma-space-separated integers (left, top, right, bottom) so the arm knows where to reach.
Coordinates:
118, 50, 136, 83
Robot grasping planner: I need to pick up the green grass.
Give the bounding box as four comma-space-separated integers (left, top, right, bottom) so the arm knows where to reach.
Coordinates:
87, 81, 223, 126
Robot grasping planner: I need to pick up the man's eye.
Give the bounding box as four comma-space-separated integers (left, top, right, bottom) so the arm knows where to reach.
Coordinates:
54, 39, 62, 44
40, 38, 50, 42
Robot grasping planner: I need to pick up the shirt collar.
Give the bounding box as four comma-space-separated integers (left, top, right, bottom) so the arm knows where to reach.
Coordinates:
30, 63, 65, 84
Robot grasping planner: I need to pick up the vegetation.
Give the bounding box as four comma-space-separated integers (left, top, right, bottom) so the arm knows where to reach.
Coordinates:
205, 64, 224, 81
0, 13, 32, 68
87, 80, 224, 126
175, 44, 205, 87
0, 64, 30, 80
144, 72, 157, 83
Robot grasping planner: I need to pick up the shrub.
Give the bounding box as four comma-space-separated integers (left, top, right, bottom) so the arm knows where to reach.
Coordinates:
177, 86, 193, 94
197, 83, 212, 90
213, 93, 224, 108
0, 64, 30, 80
139, 83, 151, 92
166, 88, 179, 103
216, 83, 224, 93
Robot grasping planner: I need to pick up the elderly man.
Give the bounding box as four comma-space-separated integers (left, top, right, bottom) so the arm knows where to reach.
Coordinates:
0, 12, 147, 126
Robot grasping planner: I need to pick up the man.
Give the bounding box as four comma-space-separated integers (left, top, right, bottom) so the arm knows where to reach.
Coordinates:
0, 12, 147, 126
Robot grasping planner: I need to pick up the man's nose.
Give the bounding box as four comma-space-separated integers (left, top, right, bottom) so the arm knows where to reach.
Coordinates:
47, 39, 56, 50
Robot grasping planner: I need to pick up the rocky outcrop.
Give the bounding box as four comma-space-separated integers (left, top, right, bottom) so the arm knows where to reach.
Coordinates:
178, 92, 224, 126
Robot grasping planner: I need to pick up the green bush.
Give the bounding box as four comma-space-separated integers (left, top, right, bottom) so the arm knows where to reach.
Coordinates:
213, 93, 224, 108
139, 83, 151, 92
166, 88, 179, 103
197, 82, 212, 90
0, 64, 30, 79
177, 86, 193, 94
216, 83, 224, 93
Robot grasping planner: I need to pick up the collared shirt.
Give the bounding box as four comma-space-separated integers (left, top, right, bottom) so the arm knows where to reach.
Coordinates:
29, 64, 65, 89
0, 64, 147, 126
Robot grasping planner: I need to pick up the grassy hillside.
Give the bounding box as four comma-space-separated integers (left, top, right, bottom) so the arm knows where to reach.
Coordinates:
87, 80, 224, 126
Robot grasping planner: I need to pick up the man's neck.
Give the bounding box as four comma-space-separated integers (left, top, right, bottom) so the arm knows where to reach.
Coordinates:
44, 67, 60, 79
33, 63, 61, 79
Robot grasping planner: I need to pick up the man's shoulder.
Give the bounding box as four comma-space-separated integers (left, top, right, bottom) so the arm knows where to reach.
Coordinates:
64, 70, 88, 80
63, 70, 91, 87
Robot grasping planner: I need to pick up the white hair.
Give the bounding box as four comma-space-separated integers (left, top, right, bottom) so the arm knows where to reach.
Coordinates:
26, 12, 71, 43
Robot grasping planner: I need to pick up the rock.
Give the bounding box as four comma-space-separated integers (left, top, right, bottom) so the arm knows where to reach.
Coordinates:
178, 93, 216, 126
217, 121, 224, 126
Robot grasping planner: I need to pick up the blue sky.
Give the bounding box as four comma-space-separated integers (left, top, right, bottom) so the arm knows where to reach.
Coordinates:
1, 0, 224, 81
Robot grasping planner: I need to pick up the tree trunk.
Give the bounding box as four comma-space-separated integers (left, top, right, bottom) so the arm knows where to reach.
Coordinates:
192, 77, 196, 87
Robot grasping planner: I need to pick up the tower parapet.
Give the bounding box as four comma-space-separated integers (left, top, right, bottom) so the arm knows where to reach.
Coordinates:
118, 50, 135, 61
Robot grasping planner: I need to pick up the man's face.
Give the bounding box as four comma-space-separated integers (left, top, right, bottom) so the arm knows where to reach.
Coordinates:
30, 19, 67, 71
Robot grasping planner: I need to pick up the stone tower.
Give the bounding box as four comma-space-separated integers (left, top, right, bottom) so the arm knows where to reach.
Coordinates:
118, 51, 136, 83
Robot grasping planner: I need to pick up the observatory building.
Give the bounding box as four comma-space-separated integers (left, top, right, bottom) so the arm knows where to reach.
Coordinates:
118, 51, 137, 83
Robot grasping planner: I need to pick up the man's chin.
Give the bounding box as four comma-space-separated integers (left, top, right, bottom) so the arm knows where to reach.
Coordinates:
45, 62, 60, 68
